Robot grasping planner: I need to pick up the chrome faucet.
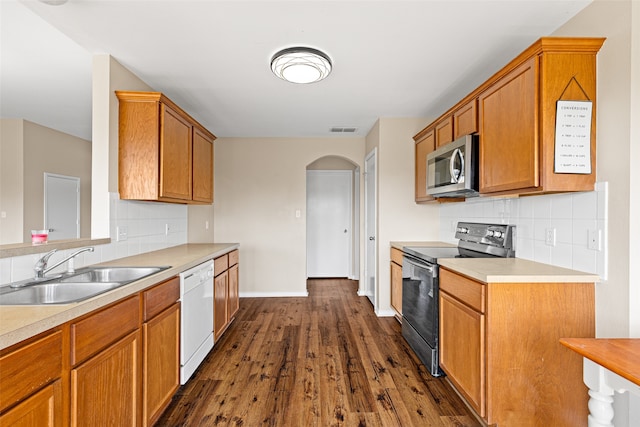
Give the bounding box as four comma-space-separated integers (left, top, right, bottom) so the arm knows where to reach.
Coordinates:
34, 247, 95, 279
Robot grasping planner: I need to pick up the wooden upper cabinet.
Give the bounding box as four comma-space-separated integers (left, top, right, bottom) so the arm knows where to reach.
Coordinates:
434, 116, 453, 147
413, 128, 435, 203
453, 98, 478, 139
413, 37, 605, 199
116, 91, 216, 204
479, 57, 538, 194
478, 38, 604, 195
160, 103, 193, 201
192, 126, 215, 204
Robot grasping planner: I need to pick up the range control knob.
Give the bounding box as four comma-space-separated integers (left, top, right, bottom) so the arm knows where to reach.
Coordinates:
493, 230, 503, 239
457, 227, 469, 234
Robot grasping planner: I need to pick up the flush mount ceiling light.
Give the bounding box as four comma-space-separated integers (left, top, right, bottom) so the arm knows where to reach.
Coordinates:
270, 47, 332, 84
38, 0, 68, 5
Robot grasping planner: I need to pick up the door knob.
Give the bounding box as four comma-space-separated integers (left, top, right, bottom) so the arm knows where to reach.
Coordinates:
369, 236, 375, 241
344, 229, 348, 233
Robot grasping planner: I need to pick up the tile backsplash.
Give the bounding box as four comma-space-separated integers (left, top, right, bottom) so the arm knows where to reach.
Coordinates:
0, 193, 187, 285
439, 182, 608, 279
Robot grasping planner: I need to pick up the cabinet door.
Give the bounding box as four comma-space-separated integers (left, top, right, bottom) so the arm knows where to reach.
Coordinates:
160, 104, 192, 201
228, 264, 239, 320
453, 98, 478, 138
214, 271, 228, 340
478, 57, 538, 194
415, 130, 435, 202
0, 381, 62, 427
439, 292, 485, 418
390, 261, 402, 314
71, 330, 140, 427
192, 127, 214, 203
435, 116, 453, 147
143, 303, 180, 427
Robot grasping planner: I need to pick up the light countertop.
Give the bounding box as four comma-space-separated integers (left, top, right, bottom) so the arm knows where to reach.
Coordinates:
390, 241, 456, 249
438, 257, 600, 284
0, 243, 238, 350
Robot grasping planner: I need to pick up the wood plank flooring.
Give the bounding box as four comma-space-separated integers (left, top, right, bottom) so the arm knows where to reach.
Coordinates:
157, 279, 481, 426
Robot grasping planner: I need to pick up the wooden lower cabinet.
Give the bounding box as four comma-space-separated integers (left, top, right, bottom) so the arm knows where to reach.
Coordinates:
142, 276, 180, 427
390, 247, 403, 315
214, 250, 240, 341
439, 267, 594, 426
0, 329, 63, 426
143, 303, 180, 427
0, 275, 183, 427
214, 270, 229, 340
228, 263, 239, 320
439, 292, 484, 417
71, 331, 140, 427
0, 381, 62, 427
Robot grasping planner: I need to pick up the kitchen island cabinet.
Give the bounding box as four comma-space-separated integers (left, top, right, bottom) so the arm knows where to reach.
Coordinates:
116, 91, 216, 204
438, 264, 596, 426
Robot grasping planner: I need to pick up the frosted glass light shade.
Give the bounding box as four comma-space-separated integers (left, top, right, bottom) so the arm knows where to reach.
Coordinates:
271, 47, 332, 84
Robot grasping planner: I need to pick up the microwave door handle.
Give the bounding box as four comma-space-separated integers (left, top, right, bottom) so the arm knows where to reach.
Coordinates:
450, 148, 464, 183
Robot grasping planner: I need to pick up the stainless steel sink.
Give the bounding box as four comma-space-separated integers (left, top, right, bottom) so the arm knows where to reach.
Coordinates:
0, 282, 124, 305
0, 266, 170, 305
59, 266, 167, 284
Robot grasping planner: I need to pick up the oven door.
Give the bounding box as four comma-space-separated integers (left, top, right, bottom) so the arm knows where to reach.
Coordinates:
402, 254, 439, 347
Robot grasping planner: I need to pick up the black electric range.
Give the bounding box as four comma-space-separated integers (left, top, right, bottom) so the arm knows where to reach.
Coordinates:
400, 222, 516, 377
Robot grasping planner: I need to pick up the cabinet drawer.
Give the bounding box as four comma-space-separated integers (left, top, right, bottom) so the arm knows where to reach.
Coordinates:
0, 330, 62, 412
390, 247, 403, 265
70, 296, 140, 365
143, 276, 180, 321
228, 249, 239, 267
439, 268, 485, 313
214, 254, 228, 276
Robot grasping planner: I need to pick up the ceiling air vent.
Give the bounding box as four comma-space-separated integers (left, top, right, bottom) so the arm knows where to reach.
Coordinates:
330, 127, 358, 133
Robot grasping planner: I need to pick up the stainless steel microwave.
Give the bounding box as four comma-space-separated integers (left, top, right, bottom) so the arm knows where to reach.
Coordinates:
426, 134, 479, 197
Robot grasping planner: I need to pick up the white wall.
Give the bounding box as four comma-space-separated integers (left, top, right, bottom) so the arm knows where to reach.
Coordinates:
369, 118, 440, 315
213, 137, 364, 296
552, 0, 637, 340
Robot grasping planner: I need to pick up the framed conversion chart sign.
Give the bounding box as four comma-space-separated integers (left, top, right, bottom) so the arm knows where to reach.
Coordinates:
554, 100, 593, 174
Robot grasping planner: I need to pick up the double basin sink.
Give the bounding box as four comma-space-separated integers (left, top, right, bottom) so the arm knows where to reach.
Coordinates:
0, 266, 169, 305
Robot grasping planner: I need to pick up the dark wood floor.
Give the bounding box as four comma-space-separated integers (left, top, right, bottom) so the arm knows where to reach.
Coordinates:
157, 279, 481, 426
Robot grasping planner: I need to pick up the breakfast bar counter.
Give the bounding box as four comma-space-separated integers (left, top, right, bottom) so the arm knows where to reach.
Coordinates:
560, 338, 640, 427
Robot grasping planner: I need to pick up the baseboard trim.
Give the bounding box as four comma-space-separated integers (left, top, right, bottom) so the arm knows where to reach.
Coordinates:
375, 308, 396, 317
239, 291, 309, 298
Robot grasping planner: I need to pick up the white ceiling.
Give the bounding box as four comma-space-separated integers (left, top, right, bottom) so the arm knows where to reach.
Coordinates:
1, 0, 592, 141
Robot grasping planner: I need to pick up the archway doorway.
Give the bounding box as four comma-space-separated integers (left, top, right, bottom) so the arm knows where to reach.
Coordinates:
306, 156, 360, 280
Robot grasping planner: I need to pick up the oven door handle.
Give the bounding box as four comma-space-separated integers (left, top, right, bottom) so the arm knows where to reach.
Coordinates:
404, 256, 435, 273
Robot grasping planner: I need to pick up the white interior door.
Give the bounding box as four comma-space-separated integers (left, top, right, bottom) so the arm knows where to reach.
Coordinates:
306, 170, 352, 277
364, 149, 377, 306
44, 173, 80, 241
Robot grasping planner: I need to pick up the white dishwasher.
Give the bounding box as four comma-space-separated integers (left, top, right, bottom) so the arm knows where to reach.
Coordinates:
179, 260, 214, 384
